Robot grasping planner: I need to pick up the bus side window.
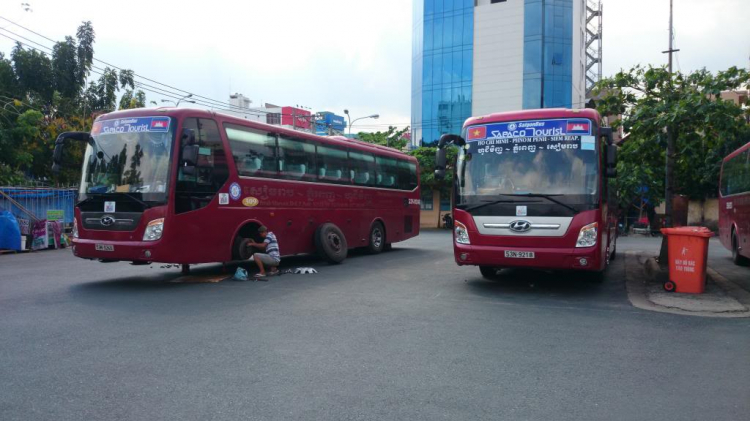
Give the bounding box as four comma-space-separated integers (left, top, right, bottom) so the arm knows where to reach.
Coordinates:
316, 145, 349, 184
350, 152, 376, 186
176, 118, 229, 214
224, 124, 278, 178
278, 135, 316, 181
375, 156, 398, 188
397, 160, 418, 191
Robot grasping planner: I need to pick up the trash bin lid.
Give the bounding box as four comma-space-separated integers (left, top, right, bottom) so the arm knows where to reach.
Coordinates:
660, 227, 714, 238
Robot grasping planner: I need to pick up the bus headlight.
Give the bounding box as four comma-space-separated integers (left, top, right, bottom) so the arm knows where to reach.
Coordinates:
455, 221, 470, 245
576, 222, 598, 248
72, 218, 79, 238
143, 218, 165, 241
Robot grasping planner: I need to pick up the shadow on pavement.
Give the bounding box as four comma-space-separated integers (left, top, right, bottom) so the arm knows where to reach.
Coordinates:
464, 262, 625, 302
68, 246, 417, 293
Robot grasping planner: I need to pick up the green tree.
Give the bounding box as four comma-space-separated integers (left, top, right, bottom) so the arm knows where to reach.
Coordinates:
12, 43, 54, 102
75, 21, 95, 87
597, 65, 750, 224
408, 146, 457, 198
51, 36, 80, 99
0, 21, 139, 185
357, 126, 410, 150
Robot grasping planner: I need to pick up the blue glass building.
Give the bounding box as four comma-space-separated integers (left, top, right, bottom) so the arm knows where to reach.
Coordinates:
412, 0, 585, 147
412, 0, 474, 148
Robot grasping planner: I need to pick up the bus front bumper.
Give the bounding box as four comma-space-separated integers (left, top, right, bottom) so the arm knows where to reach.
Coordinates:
454, 243, 603, 271
71, 238, 163, 263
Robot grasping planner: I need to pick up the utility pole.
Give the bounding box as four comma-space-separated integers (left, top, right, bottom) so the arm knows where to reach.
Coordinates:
662, 0, 680, 229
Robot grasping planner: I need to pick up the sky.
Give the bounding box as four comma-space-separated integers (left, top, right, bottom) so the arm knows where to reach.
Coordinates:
0, 0, 748, 132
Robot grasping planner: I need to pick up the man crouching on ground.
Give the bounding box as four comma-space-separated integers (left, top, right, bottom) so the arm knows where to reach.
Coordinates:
246, 226, 280, 278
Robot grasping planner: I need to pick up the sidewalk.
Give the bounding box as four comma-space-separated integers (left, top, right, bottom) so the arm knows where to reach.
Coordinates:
622, 236, 750, 317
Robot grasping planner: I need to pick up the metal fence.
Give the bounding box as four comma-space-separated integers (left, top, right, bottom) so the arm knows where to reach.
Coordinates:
0, 187, 79, 231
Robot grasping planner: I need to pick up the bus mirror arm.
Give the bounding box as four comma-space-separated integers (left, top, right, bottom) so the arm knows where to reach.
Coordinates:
605, 144, 617, 178
435, 134, 465, 180
52, 131, 91, 174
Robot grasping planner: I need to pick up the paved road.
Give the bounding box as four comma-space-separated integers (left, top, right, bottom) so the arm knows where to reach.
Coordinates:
1, 232, 749, 421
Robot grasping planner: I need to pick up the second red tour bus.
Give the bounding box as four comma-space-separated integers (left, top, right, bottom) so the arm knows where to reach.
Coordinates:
53, 108, 421, 271
719, 141, 750, 265
435, 108, 618, 280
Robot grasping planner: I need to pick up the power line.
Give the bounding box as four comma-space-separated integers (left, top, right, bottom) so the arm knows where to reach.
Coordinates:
0, 15, 239, 111
0, 19, 413, 129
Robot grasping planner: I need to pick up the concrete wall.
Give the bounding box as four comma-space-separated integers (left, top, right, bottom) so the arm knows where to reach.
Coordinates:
472, 0, 525, 115
420, 191, 452, 228
655, 198, 719, 229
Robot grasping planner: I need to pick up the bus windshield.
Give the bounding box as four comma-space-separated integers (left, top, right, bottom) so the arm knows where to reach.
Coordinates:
456, 118, 599, 205
79, 116, 176, 202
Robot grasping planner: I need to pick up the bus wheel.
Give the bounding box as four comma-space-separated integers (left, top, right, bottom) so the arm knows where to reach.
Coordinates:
479, 266, 499, 279
732, 231, 749, 266
233, 236, 253, 261
367, 222, 385, 254
315, 223, 348, 264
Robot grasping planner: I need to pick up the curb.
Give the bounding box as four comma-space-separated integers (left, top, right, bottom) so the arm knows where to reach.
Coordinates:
625, 251, 750, 318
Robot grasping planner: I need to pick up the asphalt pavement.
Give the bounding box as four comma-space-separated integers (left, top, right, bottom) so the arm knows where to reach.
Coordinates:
1, 231, 749, 421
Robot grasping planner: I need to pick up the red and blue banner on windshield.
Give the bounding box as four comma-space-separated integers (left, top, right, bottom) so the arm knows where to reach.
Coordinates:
92, 116, 172, 136
466, 118, 596, 156
466, 118, 592, 141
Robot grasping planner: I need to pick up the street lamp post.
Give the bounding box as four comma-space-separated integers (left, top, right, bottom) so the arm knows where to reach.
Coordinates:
343, 109, 379, 135
160, 94, 195, 107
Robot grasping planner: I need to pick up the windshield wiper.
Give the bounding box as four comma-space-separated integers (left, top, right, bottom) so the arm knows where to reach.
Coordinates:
509, 193, 579, 214
457, 199, 517, 212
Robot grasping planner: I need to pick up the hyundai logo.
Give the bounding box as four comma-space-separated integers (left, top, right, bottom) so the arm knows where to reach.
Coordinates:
509, 220, 532, 233
101, 216, 116, 226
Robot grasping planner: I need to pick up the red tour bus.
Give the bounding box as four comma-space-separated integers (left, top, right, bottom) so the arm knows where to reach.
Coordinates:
435, 108, 618, 279
52, 108, 420, 272
719, 141, 750, 265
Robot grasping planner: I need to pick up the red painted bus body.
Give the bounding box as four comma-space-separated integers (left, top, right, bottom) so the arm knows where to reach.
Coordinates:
439, 109, 618, 277
718, 141, 750, 265
67, 108, 420, 266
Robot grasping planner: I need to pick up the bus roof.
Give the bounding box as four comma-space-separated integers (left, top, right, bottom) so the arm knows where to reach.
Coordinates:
723, 141, 750, 163
94, 107, 416, 162
463, 108, 602, 129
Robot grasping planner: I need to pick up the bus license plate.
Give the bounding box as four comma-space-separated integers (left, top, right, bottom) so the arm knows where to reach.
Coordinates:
505, 250, 534, 259
95, 244, 115, 252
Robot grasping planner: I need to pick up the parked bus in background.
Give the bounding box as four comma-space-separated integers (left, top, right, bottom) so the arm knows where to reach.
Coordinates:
435, 108, 618, 280
52, 108, 420, 272
719, 141, 750, 266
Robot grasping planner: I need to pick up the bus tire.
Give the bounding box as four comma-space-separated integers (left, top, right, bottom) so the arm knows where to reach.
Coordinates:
732, 230, 749, 266
315, 223, 348, 264
367, 221, 385, 254
233, 236, 253, 261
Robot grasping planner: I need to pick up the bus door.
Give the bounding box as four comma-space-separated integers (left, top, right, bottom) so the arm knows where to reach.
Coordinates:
172, 117, 230, 263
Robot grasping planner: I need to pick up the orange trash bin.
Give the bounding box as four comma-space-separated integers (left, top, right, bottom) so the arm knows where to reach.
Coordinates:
660, 227, 714, 294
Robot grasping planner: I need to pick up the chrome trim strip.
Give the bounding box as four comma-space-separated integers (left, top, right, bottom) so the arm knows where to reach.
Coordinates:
483, 223, 561, 230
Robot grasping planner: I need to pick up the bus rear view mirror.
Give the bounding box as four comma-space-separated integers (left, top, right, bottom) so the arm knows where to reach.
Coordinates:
181, 145, 199, 167
435, 148, 447, 180
606, 144, 617, 178
52, 131, 91, 173
435, 133, 465, 180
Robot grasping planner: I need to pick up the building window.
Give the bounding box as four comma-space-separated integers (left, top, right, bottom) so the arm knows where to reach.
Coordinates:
440, 194, 451, 211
